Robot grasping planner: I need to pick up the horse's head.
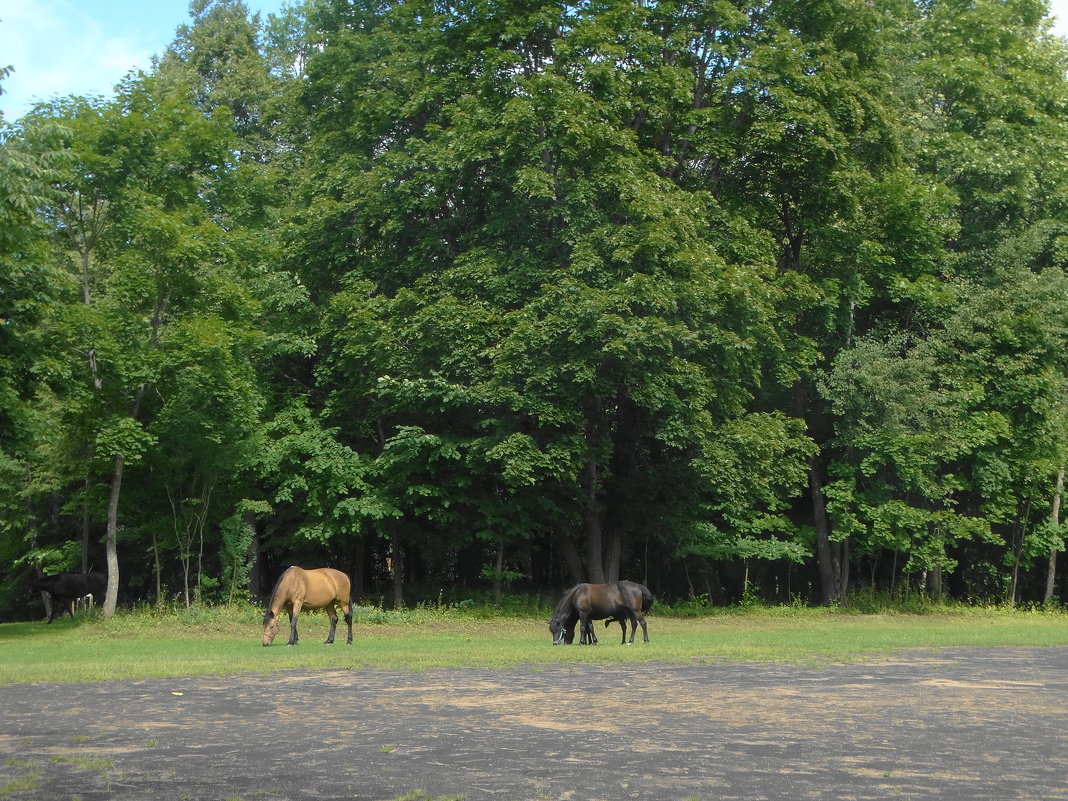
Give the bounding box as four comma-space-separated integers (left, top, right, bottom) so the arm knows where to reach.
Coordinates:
262, 609, 280, 646
548, 616, 574, 645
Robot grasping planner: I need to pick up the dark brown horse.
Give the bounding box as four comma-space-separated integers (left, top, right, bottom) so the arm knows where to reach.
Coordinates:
262, 566, 353, 646
29, 571, 106, 623
549, 580, 653, 645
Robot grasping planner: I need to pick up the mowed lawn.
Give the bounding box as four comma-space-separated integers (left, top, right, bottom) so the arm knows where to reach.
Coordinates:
3, 605, 1068, 685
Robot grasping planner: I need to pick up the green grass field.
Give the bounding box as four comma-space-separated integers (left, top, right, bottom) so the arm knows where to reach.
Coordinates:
3, 602, 1067, 685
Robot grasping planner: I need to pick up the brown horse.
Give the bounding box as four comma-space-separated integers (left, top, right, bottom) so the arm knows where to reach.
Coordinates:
548, 580, 653, 645
262, 566, 353, 646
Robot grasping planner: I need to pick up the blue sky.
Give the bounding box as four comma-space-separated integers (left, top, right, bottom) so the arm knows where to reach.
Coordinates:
2, 0, 1068, 122
0, 0, 285, 121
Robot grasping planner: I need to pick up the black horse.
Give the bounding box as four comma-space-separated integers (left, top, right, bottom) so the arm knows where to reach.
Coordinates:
29, 571, 107, 623
548, 580, 654, 645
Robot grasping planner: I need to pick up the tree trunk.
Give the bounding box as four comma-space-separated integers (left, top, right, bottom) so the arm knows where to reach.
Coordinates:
839, 537, 850, 600
682, 557, 695, 600
81, 477, 92, 573
603, 391, 637, 585
492, 540, 505, 606
1009, 504, 1031, 607
28, 498, 51, 620
582, 458, 606, 583
390, 528, 404, 608
152, 529, 162, 605
350, 536, 364, 602
555, 531, 585, 585
103, 454, 123, 616
1045, 465, 1064, 605
245, 513, 261, 599
604, 530, 623, 583
928, 563, 942, 600
809, 458, 841, 605
194, 479, 215, 603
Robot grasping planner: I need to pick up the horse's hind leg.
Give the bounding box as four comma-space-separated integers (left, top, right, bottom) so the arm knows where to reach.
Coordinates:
635, 612, 649, 642
325, 603, 338, 644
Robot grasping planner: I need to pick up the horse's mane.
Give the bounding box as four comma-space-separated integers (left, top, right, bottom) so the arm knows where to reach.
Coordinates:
262, 566, 296, 624
552, 584, 582, 622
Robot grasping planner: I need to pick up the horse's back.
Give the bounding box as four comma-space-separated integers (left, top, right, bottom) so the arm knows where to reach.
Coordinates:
306, 567, 350, 603
560, 580, 651, 617
277, 566, 350, 608
569, 582, 624, 616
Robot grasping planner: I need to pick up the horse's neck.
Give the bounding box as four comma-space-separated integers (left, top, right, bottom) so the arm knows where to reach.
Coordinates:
553, 602, 577, 627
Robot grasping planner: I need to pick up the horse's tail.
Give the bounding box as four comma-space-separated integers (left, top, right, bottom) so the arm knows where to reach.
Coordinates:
637, 583, 654, 613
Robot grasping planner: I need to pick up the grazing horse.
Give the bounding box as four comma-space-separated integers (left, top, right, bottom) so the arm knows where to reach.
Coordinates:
549, 580, 654, 645
262, 566, 353, 647
29, 571, 107, 623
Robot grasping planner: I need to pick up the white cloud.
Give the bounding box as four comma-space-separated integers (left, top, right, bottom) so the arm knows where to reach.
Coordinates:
0, 0, 160, 119
1050, 0, 1068, 36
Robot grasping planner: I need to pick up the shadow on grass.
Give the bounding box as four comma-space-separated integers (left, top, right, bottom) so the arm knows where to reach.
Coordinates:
0, 614, 97, 639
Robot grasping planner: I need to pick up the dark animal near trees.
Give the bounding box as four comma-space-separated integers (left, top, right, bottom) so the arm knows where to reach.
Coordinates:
29, 571, 107, 623
549, 580, 654, 645
262, 566, 353, 647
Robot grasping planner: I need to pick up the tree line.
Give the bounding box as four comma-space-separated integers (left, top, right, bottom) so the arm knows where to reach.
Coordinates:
2, 0, 1067, 619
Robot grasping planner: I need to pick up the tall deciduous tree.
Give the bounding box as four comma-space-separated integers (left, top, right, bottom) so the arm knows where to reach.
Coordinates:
816, 0, 1068, 601
295, 0, 814, 596
661, 0, 953, 602
0, 78, 71, 589
31, 79, 240, 614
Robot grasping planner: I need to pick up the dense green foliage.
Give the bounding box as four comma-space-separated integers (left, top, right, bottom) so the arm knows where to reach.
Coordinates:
2, 0, 1068, 619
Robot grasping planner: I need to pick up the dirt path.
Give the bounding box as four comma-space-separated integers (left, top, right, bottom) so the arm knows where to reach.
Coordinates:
2, 646, 1067, 800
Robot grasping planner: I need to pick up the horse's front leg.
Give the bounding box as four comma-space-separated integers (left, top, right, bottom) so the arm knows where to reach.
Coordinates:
44, 595, 61, 624
585, 617, 599, 645
344, 606, 353, 645
287, 601, 303, 646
